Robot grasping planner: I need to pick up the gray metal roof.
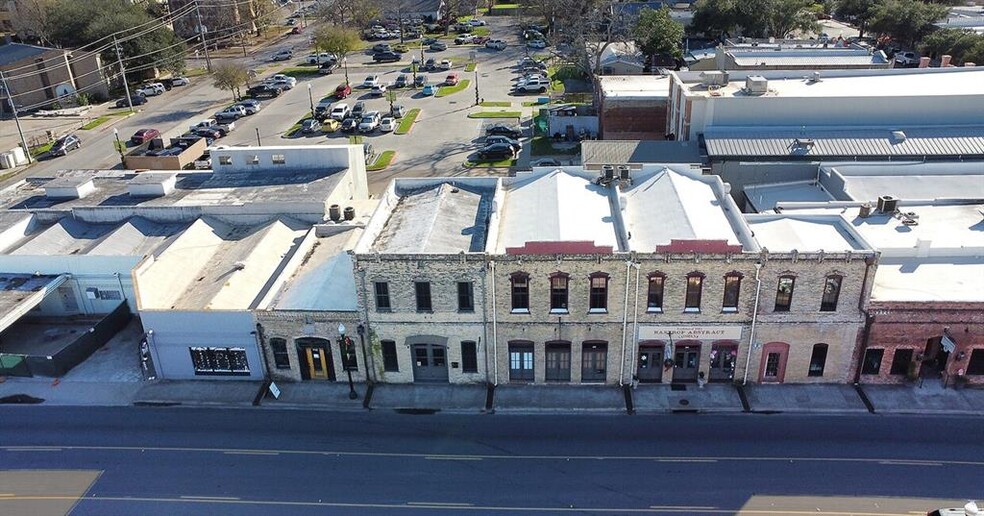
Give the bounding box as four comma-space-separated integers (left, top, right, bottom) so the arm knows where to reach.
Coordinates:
581, 140, 703, 167
703, 126, 984, 158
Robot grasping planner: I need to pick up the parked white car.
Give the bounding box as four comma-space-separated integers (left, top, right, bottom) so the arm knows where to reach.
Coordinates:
306, 52, 334, 64
485, 39, 507, 50
329, 103, 350, 121
437, 59, 452, 71
271, 49, 293, 61
515, 76, 549, 93
135, 83, 165, 96
363, 75, 380, 88
265, 74, 297, 89
170, 76, 190, 86
358, 111, 381, 132
379, 116, 397, 132
371, 83, 387, 96
468, 18, 486, 26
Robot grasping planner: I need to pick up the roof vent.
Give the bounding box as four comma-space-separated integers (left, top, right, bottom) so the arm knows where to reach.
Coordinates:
744, 75, 768, 95
233, 261, 246, 270
127, 172, 177, 198
699, 71, 729, 87
44, 176, 96, 200
807, 71, 821, 83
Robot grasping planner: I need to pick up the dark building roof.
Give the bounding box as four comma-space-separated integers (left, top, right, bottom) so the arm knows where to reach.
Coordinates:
0, 43, 56, 67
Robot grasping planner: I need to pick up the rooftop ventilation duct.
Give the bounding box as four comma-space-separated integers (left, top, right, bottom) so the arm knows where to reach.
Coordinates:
745, 75, 768, 95
699, 71, 729, 86
127, 172, 177, 198
44, 176, 96, 199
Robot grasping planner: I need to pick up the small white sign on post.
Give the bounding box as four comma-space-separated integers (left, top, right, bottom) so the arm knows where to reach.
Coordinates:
268, 381, 281, 399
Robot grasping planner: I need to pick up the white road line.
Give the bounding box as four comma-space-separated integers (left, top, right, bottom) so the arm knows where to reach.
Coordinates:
657, 459, 718, 463
4, 448, 62, 452
425, 456, 483, 461
223, 451, 280, 456
179, 496, 241, 501
407, 501, 475, 506
649, 506, 717, 510
877, 460, 942, 467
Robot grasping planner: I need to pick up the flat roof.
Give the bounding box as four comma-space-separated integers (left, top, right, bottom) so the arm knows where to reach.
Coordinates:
680, 67, 984, 98
496, 170, 620, 253
703, 126, 984, 158
745, 215, 870, 253
820, 162, 984, 201
372, 183, 492, 253
270, 228, 362, 311
744, 181, 833, 212
581, 140, 703, 167
1, 168, 346, 212
0, 274, 66, 334
3, 216, 187, 257
872, 258, 984, 302
730, 50, 888, 67
622, 169, 745, 251
598, 75, 670, 98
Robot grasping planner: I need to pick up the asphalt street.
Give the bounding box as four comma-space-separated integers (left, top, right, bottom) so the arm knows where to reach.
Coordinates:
0, 408, 981, 515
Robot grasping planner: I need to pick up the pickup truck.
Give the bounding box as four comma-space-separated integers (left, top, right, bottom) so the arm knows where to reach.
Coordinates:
190, 118, 235, 135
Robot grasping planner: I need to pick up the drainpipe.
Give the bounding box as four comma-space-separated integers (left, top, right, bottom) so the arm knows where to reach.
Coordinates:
743, 262, 763, 385
357, 267, 376, 382
618, 260, 637, 386
490, 259, 499, 386
630, 262, 641, 383
852, 255, 879, 385
481, 260, 491, 385
253, 322, 272, 382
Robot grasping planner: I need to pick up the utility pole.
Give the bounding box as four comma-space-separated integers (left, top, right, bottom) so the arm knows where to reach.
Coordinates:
195, 0, 213, 72
0, 70, 32, 164
113, 36, 134, 113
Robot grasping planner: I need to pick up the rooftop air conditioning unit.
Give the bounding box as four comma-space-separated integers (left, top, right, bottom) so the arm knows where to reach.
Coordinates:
745, 75, 768, 95
617, 165, 630, 181
877, 195, 898, 214
699, 71, 729, 87
602, 164, 615, 181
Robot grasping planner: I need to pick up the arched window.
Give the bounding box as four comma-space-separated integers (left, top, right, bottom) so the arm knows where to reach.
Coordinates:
549, 272, 569, 313
588, 272, 609, 312
684, 272, 705, 312
722, 271, 743, 312
820, 275, 842, 312
510, 272, 529, 313
647, 272, 666, 312
809, 343, 828, 377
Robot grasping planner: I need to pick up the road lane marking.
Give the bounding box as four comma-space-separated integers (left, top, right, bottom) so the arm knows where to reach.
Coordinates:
878, 460, 943, 467
2, 445, 979, 468
650, 506, 717, 510
179, 496, 242, 500
407, 501, 475, 506
0, 493, 15, 497
425, 455, 483, 461
223, 451, 280, 456
657, 459, 717, 463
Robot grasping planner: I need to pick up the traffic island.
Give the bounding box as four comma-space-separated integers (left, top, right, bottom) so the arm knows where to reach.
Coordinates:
367, 150, 395, 171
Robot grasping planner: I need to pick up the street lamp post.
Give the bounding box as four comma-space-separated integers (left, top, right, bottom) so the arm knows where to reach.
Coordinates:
342, 57, 349, 85
338, 323, 358, 400
112, 128, 125, 166
307, 83, 314, 114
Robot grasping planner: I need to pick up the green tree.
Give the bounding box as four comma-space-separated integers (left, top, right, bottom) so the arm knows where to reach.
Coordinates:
633, 6, 685, 65
314, 26, 363, 85
691, 0, 740, 39
868, 0, 950, 47
919, 28, 984, 63
212, 64, 249, 101
692, 0, 820, 39
834, 0, 883, 38
765, 0, 821, 39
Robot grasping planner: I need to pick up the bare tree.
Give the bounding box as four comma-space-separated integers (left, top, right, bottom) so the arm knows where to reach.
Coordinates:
12, 0, 58, 46
316, 0, 380, 28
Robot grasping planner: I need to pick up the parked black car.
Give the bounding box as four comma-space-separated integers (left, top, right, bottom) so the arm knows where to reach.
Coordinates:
115, 94, 147, 108
340, 117, 358, 133
247, 84, 283, 98
485, 124, 523, 139
373, 51, 401, 62
477, 143, 516, 160
50, 134, 82, 156
424, 58, 436, 71
394, 74, 409, 88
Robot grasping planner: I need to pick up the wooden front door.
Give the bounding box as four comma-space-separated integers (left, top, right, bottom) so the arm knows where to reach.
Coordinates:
581, 342, 608, 383
673, 345, 700, 383
637, 346, 664, 383
296, 338, 336, 381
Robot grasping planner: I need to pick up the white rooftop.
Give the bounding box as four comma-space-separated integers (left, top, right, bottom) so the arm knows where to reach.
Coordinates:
269, 228, 362, 311
872, 258, 984, 302
745, 181, 834, 213
745, 214, 870, 253
372, 183, 491, 253
621, 168, 746, 251
496, 170, 620, 253
680, 67, 984, 98
598, 75, 670, 99
729, 49, 889, 67
819, 162, 984, 202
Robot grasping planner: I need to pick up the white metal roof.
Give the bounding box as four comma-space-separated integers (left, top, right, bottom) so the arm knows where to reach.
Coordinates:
745, 215, 870, 253
372, 183, 490, 253
271, 229, 362, 311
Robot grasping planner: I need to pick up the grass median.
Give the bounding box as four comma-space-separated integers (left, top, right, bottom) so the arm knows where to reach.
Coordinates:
480, 101, 511, 107
436, 79, 470, 97
367, 150, 395, 171
464, 62, 477, 72
467, 111, 521, 119
80, 116, 111, 130
394, 108, 420, 135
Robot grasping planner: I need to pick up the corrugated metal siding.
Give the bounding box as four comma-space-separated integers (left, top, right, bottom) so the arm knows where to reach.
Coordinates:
704, 127, 984, 157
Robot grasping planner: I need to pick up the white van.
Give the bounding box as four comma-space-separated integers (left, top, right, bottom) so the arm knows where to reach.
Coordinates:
136, 83, 165, 96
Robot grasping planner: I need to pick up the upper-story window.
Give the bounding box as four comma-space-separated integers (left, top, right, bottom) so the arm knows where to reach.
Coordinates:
588, 272, 609, 313
820, 275, 842, 312
647, 272, 666, 312
510, 272, 529, 313
722, 272, 743, 312
684, 272, 704, 313
373, 281, 391, 311
550, 272, 569, 313
457, 281, 474, 312
414, 281, 432, 312
775, 275, 795, 312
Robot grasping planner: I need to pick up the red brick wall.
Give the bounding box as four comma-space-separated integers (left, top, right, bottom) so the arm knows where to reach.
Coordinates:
861, 301, 984, 386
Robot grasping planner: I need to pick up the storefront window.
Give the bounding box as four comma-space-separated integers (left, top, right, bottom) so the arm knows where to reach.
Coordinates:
190, 347, 250, 376
861, 348, 883, 375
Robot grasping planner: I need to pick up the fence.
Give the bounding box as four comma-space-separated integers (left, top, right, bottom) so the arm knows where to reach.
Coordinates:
2, 301, 132, 378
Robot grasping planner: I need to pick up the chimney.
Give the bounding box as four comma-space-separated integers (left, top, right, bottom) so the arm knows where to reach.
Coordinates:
918, 57, 930, 68
941, 54, 952, 67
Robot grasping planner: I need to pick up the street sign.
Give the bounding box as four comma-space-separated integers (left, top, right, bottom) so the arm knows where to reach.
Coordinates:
268, 381, 281, 399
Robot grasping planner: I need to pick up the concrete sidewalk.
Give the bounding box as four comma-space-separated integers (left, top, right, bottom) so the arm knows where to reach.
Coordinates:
262, 381, 367, 411
744, 384, 870, 414
862, 384, 984, 415
372, 384, 487, 413
132, 380, 261, 407
494, 384, 624, 414
633, 384, 743, 414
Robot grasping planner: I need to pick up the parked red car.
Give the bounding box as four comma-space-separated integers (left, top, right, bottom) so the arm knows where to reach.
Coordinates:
445, 72, 459, 86
130, 128, 160, 145
335, 83, 352, 99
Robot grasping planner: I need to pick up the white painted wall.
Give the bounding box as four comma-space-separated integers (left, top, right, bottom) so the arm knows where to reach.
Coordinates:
141, 310, 263, 381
